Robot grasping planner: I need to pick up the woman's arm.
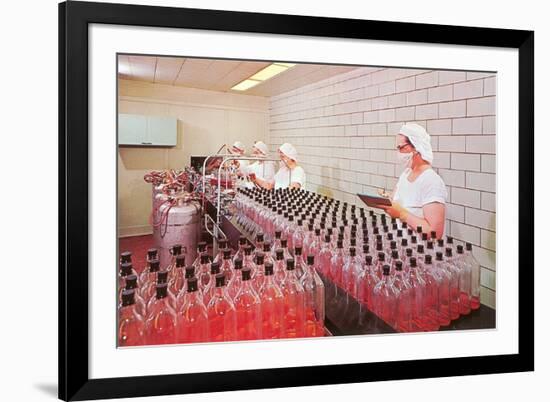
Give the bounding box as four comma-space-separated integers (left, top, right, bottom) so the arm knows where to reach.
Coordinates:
253, 176, 274, 190
289, 182, 301, 189
380, 202, 446, 239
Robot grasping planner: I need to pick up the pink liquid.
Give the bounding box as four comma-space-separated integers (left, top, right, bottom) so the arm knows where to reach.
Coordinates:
207, 306, 236, 343
146, 310, 177, 345
234, 295, 261, 341
282, 295, 305, 338
304, 308, 324, 337
470, 296, 481, 310
177, 303, 208, 344
459, 292, 472, 315
450, 288, 460, 320
118, 310, 145, 347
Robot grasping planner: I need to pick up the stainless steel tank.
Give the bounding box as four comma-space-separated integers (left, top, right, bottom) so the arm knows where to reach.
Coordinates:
152, 184, 165, 249
156, 199, 201, 270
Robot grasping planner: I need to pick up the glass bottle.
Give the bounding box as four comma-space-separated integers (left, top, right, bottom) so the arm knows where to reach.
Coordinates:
119, 261, 139, 291
234, 268, 262, 340
273, 249, 286, 285
300, 255, 325, 337
357, 255, 377, 309
434, 252, 451, 327
342, 247, 362, 297
213, 238, 229, 264
121, 274, 147, 317
456, 244, 472, 315
280, 259, 305, 338
445, 247, 461, 321
145, 283, 178, 345
421, 254, 441, 332
253, 252, 266, 291
280, 238, 293, 261
292, 219, 306, 252
177, 277, 208, 344
233, 236, 248, 264
465, 242, 481, 310
372, 265, 399, 328
220, 248, 234, 282
227, 258, 244, 300
168, 254, 186, 298
202, 261, 221, 306
293, 246, 306, 280
259, 262, 284, 339
407, 257, 426, 332
192, 241, 207, 271
329, 240, 345, 286
206, 273, 237, 342
318, 234, 333, 277
118, 289, 145, 347
393, 261, 412, 332
140, 259, 161, 304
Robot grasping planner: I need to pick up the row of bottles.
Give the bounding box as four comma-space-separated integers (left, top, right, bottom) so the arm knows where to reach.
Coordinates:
233, 187, 482, 332
118, 241, 325, 347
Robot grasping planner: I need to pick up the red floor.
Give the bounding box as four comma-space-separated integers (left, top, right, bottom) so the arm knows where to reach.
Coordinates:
119, 234, 154, 274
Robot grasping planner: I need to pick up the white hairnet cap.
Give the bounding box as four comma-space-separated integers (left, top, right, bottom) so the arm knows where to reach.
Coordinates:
399, 123, 434, 164
253, 141, 269, 156
230, 141, 245, 153
278, 142, 298, 161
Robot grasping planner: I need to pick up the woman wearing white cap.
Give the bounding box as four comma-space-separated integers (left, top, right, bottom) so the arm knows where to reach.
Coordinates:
228, 141, 248, 174
253, 142, 306, 190
379, 123, 447, 238
244, 141, 276, 189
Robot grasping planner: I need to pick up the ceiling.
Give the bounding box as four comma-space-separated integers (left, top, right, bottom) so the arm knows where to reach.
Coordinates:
118, 55, 358, 97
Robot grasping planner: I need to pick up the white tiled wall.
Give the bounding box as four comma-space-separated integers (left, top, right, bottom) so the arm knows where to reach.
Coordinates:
268, 67, 496, 308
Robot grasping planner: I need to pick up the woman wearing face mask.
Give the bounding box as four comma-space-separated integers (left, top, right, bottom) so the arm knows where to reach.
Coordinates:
253, 142, 306, 190
379, 123, 447, 239
228, 141, 248, 175
243, 141, 276, 189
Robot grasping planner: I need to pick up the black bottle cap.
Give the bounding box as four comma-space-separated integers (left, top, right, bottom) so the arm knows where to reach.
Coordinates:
263, 243, 271, 252
363, 244, 370, 254
445, 247, 453, 257
241, 268, 252, 281
255, 253, 265, 265
294, 246, 303, 255
120, 262, 133, 276
391, 250, 399, 259
406, 248, 413, 257
187, 277, 198, 292
275, 230, 282, 239
427, 240, 434, 250
349, 247, 356, 257
425, 254, 433, 264
314, 228, 321, 235
373, 227, 379, 235
466, 242, 472, 251
147, 248, 158, 259
430, 230, 437, 239
337, 240, 343, 249
402, 222, 407, 229
286, 259, 295, 270
281, 239, 288, 248
397, 229, 403, 238
410, 257, 418, 267
210, 261, 220, 275
376, 242, 383, 251
197, 241, 207, 251
435, 252, 443, 261
382, 265, 390, 276
239, 236, 247, 245
176, 254, 186, 267
274, 248, 284, 260
219, 238, 228, 248
156, 283, 168, 298
350, 238, 357, 247
390, 240, 397, 250
157, 270, 168, 284
395, 261, 403, 271
411, 235, 418, 244
223, 248, 232, 259
264, 262, 274, 275
256, 233, 264, 243
244, 246, 253, 256
185, 266, 195, 279
338, 233, 344, 241
376, 234, 383, 242
149, 259, 160, 272
172, 244, 183, 255
422, 233, 428, 241
417, 244, 424, 254
378, 252, 385, 261
457, 245, 464, 254
120, 251, 132, 263
401, 238, 408, 247
416, 226, 422, 233
215, 273, 226, 287
446, 236, 454, 244
234, 258, 243, 269
307, 255, 315, 265
121, 289, 135, 306
309, 224, 314, 231
365, 255, 373, 265
324, 234, 331, 242
200, 254, 210, 264
437, 239, 445, 247
124, 274, 138, 290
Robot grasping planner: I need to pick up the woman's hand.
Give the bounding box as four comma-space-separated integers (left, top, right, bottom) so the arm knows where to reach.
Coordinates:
380, 201, 408, 221
378, 188, 390, 198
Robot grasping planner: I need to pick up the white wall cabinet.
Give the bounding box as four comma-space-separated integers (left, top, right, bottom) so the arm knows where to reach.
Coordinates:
118, 114, 177, 146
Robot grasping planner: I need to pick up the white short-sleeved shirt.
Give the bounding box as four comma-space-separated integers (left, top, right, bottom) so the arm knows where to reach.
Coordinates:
242, 160, 276, 189
392, 168, 447, 219
273, 165, 306, 189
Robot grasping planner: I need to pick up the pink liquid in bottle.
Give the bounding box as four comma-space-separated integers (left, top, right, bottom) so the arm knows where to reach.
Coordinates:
118, 289, 145, 347
145, 283, 178, 345
177, 277, 208, 344
234, 268, 262, 340
206, 274, 237, 342
259, 262, 284, 339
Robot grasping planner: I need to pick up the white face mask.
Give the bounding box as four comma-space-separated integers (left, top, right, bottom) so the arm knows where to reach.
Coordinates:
397, 151, 414, 167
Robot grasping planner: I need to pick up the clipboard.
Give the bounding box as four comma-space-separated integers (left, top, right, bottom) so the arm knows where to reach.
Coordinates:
357, 192, 393, 208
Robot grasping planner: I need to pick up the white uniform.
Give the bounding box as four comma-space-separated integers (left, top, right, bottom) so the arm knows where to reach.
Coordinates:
392, 168, 447, 219
244, 160, 276, 189
273, 165, 306, 189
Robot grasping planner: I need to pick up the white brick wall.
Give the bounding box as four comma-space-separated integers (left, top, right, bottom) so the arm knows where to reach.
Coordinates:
268, 67, 496, 308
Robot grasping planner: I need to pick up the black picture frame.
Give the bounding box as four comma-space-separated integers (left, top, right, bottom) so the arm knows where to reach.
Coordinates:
59, 1, 534, 400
